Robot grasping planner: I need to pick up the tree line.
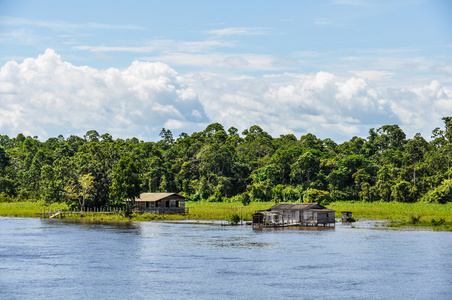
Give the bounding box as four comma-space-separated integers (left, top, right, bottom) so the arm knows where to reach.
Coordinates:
1, 118, 452, 209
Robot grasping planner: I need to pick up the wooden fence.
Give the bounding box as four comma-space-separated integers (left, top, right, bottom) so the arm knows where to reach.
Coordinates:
40, 206, 190, 218
40, 207, 123, 218
134, 207, 189, 215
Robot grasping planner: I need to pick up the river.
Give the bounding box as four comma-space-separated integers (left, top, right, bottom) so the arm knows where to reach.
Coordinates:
0, 217, 451, 299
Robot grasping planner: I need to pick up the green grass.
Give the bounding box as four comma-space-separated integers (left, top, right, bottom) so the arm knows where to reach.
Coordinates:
0, 201, 66, 218
0, 200, 272, 222
2, 200, 451, 230
328, 201, 452, 231
184, 201, 270, 221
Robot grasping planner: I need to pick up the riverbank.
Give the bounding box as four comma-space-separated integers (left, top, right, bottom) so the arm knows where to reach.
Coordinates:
329, 201, 452, 231
0, 201, 270, 222
1, 201, 451, 230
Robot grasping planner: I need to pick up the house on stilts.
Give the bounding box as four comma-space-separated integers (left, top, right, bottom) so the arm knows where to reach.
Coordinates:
252, 203, 335, 228
134, 193, 188, 214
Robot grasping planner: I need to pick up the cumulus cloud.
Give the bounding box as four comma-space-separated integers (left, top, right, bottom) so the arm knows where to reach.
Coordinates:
187, 71, 452, 141
2, 49, 451, 142
0, 49, 208, 139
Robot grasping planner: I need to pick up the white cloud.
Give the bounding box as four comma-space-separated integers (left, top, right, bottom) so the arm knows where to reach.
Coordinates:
0, 16, 144, 31
349, 70, 394, 81
2, 49, 451, 142
76, 39, 234, 54
0, 49, 208, 139
433, 63, 452, 76
142, 53, 298, 71
187, 70, 452, 141
206, 27, 271, 36
0, 28, 46, 45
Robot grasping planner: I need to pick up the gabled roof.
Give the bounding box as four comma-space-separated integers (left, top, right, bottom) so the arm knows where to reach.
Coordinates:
135, 193, 185, 202
269, 203, 326, 211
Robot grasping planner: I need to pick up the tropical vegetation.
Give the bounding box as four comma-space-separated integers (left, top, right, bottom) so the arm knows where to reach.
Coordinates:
2, 118, 452, 210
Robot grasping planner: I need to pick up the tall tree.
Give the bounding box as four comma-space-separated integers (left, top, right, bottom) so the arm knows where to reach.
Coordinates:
65, 173, 95, 210
110, 156, 141, 217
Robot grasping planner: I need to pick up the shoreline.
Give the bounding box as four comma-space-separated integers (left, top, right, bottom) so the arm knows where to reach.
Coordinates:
1, 201, 451, 231
0, 215, 448, 231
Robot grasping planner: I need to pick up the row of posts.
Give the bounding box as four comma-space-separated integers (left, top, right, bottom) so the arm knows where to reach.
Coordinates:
40, 206, 124, 218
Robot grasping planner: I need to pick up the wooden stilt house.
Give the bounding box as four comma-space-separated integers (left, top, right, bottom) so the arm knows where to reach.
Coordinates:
134, 193, 188, 214
252, 203, 335, 228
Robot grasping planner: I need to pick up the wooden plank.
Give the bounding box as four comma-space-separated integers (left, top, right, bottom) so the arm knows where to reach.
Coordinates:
49, 211, 61, 219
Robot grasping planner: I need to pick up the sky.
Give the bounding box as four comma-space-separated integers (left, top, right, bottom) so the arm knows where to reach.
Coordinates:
0, 0, 451, 142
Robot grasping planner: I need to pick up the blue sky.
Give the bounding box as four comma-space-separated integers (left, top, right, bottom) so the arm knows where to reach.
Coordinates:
0, 0, 451, 141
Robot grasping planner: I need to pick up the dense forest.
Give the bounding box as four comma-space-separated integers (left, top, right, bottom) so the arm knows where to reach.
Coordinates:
2, 118, 452, 209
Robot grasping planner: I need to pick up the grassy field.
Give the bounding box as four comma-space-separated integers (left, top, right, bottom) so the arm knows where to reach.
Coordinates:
1, 200, 451, 230
0, 201, 271, 222
184, 201, 270, 221
329, 201, 452, 231
0, 201, 64, 218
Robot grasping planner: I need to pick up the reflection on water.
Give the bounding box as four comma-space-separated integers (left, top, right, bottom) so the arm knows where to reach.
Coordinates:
0, 217, 451, 300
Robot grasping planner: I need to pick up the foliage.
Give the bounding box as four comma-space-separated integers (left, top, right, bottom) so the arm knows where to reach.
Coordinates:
328, 201, 452, 224
3, 119, 452, 209
65, 173, 95, 209
230, 213, 241, 225
2, 201, 451, 231
305, 189, 331, 205
409, 214, 422, 224
420, 179, 452, 204
110, 156, 141, 217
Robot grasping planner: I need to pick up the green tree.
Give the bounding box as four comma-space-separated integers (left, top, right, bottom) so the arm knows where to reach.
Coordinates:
404, 133, 429, 186
40, 165, 64, 204
305, 189, 331, 205
290, 151, 320, 187
110, 156, 141, 217
421, 179, 452, 204
0, 146, 10, 177
65, 173, 95, 210
0, 177, 16, 197
375, 124, 406, 151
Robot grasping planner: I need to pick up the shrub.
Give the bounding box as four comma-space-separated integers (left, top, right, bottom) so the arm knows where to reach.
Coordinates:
305, 189, 331, 205
421, 179, 452, 204
409, 214, 422, 224
431, 218, 445, 226
230, 213, 241, 225
240, 193, 250, 206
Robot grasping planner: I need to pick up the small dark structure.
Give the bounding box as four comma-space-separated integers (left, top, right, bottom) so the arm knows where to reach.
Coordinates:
252, 203, 335, 228
341, 211, 353, 223
134, 193, 188, 214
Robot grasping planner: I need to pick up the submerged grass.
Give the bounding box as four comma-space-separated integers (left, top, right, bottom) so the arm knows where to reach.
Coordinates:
184, 201, 270, 221
1, 200, 451, 230
0, 200, 271, 222
329, 201, 452, 231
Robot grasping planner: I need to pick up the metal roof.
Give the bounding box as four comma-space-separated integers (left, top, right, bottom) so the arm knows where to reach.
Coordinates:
135, 193, 185, 202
